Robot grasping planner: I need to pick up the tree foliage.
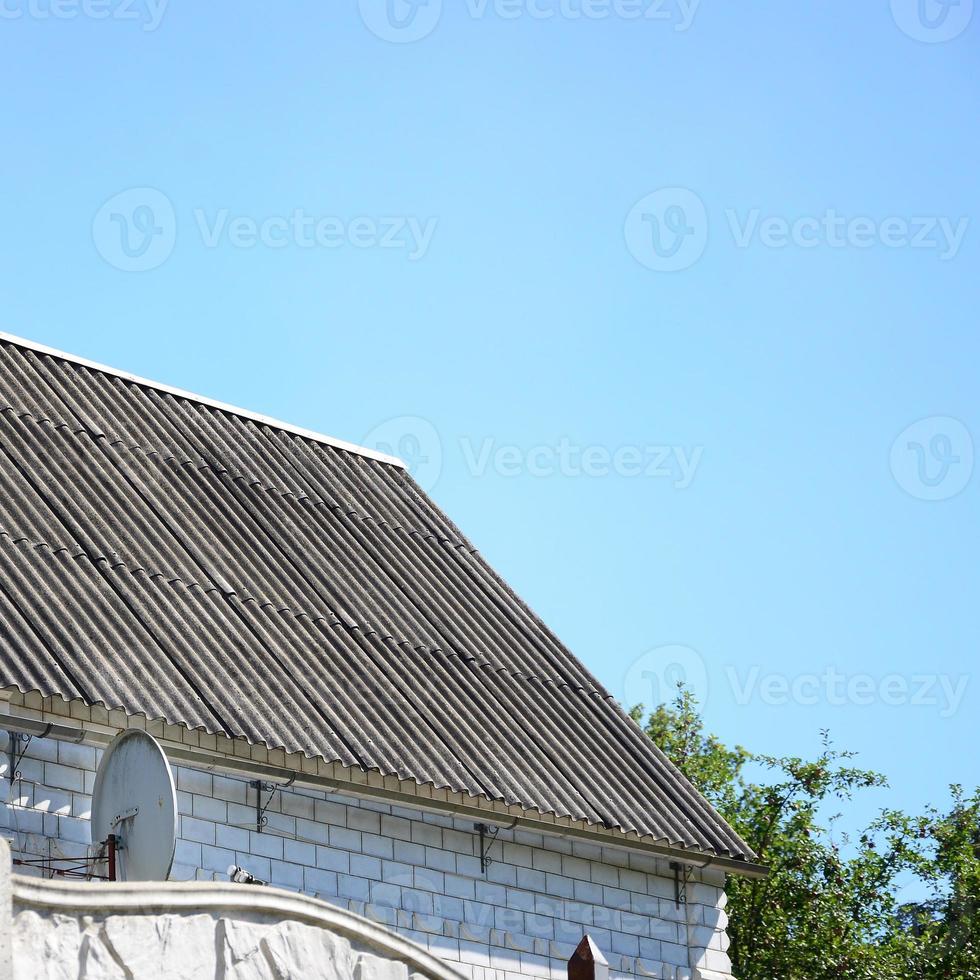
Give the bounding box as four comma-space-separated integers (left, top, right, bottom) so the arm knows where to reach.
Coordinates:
631, 689, 980, 979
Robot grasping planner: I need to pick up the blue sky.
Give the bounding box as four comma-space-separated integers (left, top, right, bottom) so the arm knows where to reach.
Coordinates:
1, 1, 977, 831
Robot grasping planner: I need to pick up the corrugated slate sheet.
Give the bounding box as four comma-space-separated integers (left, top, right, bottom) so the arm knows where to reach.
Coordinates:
0, 337, 753, 862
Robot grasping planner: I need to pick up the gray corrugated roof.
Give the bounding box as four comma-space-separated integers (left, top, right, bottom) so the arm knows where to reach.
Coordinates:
0, 334, 754, 863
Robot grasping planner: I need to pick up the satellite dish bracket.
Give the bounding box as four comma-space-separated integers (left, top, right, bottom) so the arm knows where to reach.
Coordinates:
109, 807, 139, 831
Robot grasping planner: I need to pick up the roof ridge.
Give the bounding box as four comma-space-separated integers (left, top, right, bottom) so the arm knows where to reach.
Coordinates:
0, 332, 405, 469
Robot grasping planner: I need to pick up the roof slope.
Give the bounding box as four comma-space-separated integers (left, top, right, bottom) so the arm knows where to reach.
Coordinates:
0, 335, 753, 863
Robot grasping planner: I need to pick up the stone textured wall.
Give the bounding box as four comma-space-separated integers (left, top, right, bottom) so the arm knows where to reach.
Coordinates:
3, 837, 468, 980
0, 731, 734, 980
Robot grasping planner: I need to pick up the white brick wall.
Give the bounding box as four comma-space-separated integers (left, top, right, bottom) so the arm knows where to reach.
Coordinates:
0, 731, 734, 980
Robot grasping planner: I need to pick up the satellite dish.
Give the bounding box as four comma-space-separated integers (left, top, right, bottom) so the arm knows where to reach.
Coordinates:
91, 729, 177, 882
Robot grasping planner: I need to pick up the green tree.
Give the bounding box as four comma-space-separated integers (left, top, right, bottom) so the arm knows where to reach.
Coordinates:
631, 689, 980, 979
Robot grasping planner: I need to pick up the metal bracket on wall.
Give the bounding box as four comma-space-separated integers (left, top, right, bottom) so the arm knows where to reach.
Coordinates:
6, 728, 45, 782
669, 861, 693, 907
251, 775, 294, 833
475, 823, 501, 874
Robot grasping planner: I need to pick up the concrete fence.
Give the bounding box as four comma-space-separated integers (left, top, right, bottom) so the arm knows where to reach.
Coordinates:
0, 838, 466, 980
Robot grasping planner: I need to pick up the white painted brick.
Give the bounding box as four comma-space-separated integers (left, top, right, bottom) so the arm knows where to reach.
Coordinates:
351, 853, 382, 880
34, 788, 72, 815
573, 880, 603, 904
263, 812, 296, 837
495, 908, 524, 934
394, 840, 426, 865
380, 860, 413, 886
44, 763, 83, 793
475, 881, 507, 905
412, 822, 443, 848
271, 860, 305, 890
507, 889, 535, 913
571, 842, 603, 863
181, 816, 216, 846
72, 793, 92, 820
304, 866, 338, 896
280, 793, 315, 821
215, 823, 249, 851
525, 914, 554, 941
443, 828, 474, 855
446, 874, 476, 900
457, 855, 483, 878
363, 833, 394, 859
381, 815, 413, 841
175, 839, 202, 867
347, 808, 381, 834
425, 847, 456, 873
639, 939, 663, 962
211, 774, 247, 804
534, 895, 563, 919
284, 838, 315, 866
613, 933, 640, 957
316, 846, 350, 873
459, 944, 491, 970
249, 831, 284, 860
201, 845, 235, 874
532, 851, 562, 874
371, 882, 403, 908
660, 942, 688, 968
516, 868, 547, 892
296, 817, 329, 845
57, 815, 90, 845
315, 799, 347, 826
402, 888, 435, 915
192, 794, 227, 823
57, 741, 96, 771
339, 874, 371, 901
488, 862, 517, 887
176, 767, 212, 797
434, 894, 465, 922
365, 903, 398, 928
227, 802, 253, 827
330, 826, 362, 851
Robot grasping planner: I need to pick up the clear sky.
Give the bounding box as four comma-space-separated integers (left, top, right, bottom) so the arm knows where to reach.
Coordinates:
1, 1, 977, 832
